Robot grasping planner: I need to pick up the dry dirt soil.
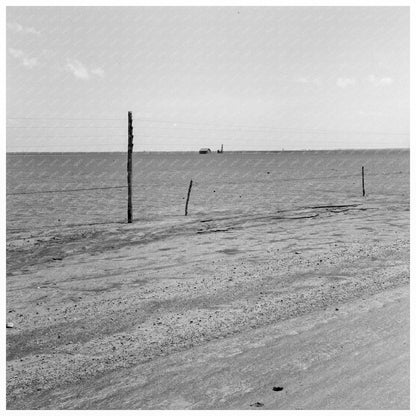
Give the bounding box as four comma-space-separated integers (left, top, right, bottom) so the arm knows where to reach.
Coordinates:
6, 201, 410, 409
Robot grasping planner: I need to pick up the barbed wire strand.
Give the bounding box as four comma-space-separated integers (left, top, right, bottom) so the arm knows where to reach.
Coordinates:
6, 115, 409, 136
6, 170, 408, 196
7, 185, 127, 196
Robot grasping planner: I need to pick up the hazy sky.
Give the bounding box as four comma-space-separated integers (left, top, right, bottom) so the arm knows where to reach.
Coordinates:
6, 6, 409, 151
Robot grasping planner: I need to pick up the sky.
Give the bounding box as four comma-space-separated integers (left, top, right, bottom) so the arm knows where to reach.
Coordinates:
6, 6, 410, 151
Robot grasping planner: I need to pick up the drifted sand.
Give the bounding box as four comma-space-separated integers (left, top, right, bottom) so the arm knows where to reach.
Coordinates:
6, 201, 409, 409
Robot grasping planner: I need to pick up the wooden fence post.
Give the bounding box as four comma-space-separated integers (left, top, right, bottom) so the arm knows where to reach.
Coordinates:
362, 166, 365, 197
127, 111, 134, 223
185, 179, 193, 216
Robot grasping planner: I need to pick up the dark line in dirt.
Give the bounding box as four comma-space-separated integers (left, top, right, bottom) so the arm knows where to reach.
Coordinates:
305, 204, 360, 209
197, 228, 234, 234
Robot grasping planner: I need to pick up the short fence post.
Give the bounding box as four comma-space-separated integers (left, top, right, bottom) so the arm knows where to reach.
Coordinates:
185, 180, 193, 216
362, 166, 365, 197
127, 111, 134, 223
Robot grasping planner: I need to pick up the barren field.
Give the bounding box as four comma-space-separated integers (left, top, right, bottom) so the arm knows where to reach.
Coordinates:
6, 197, 409, 409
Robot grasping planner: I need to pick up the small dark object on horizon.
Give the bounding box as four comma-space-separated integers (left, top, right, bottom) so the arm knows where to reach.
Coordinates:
250, 402, 264, 407
272, 387, 284, 392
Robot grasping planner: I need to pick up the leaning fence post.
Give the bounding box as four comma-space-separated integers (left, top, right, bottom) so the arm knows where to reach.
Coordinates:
127, 111, 134, 223
362, 166, 365, 197
185, 180, 193, 216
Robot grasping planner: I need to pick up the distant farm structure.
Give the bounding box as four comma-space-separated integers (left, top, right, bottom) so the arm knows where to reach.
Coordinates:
198, 145, 223, 154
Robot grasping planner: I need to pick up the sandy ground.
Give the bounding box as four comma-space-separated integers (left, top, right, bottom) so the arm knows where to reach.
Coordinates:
6, 200, 409, 409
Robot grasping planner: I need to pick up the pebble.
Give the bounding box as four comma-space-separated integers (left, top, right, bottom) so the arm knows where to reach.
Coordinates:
6, 322, 14, 328
250, 402, 264, 407
272, 386, 284, 392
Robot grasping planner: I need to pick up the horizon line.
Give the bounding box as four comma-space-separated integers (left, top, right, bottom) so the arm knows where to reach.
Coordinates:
6, 147, 410, 154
